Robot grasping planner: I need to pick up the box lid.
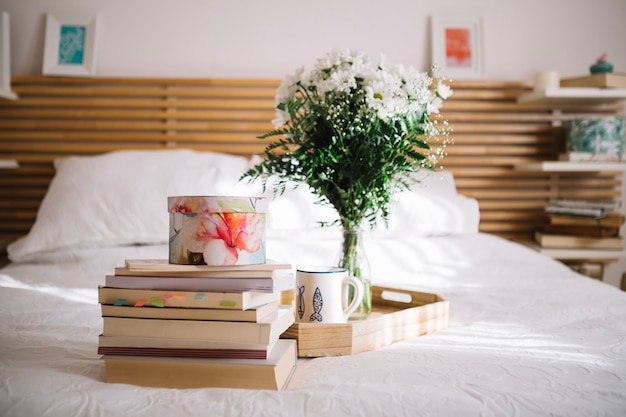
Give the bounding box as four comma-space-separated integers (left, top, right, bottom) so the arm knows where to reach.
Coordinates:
168, 196, 267, 214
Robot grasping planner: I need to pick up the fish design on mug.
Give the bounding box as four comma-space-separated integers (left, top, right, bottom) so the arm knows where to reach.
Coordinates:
297, 285, 305, 319
309, 287, 323, 322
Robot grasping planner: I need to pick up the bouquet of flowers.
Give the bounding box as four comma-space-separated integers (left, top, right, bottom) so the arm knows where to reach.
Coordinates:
243, 48, 452, 230
242, 49, 453, 316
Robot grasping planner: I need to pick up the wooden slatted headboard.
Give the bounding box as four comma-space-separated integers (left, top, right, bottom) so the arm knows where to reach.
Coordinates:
0, 76, 623, 254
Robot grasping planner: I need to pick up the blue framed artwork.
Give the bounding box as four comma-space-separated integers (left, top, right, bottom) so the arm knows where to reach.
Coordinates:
43, 13, 98, 76
58, 25, 86, 65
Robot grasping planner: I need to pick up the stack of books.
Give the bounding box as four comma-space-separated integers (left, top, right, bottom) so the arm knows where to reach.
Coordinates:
534, 199, 625, 250
560, 73, 626, 88
98, 259, 297, 390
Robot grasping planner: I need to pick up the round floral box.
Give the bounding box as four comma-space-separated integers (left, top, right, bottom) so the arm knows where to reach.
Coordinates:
168, 196, 267, 266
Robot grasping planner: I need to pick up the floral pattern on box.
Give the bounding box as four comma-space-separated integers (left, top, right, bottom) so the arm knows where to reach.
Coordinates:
566, 117, 625, 161
168, 196, 267, 265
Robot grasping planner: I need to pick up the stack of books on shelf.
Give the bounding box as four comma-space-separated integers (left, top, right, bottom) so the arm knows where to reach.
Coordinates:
560, 73, 626, 89
98, 259, 297, 390
534, 199, 625, 250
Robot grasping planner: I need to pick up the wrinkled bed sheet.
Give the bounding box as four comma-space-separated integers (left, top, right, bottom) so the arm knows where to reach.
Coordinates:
1, 232, 625, 417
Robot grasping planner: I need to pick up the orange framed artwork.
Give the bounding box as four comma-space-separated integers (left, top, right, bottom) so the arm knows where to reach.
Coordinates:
431, 16, 484, 79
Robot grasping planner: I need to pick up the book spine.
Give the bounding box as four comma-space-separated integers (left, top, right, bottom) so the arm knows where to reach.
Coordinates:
548, 213, 625, 228
104, 275, 276, 292
98, 334, 276, 350
102, 339, 297, 390
555, 199, 621, 210
124, 259, 292, 272
102, 306, 292, 344
114, 267, 274, 278
98, 286, 279, 309
535, 231, 623, 249
100, 303, 277, 322
102, 316, 269, 343
545, 205, 605, 217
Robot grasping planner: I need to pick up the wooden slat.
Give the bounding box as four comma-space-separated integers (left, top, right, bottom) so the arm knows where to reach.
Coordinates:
0, 76, 623, 250
11, 86, 278, 99
10, 76, 281, 87
0, 98, 276, 110
0, 120, 273, 131
0, 132, 265, 143
450, 134, 559, 145
0, 109, 275, 121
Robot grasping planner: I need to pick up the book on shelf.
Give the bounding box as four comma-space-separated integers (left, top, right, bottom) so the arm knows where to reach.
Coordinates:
552, 199, 621, 211
103, 338, 297, 390
104, 269, 294, 293
98, 287, 280, 310
100, 301, 279, 323
534, 230, 623, 250
543, 224, 620, 238
102, 305, 294, 345
98, 335, 279, 359
548, 212, 626, 228
545, 204, 612, 218
560, 73, 626, 88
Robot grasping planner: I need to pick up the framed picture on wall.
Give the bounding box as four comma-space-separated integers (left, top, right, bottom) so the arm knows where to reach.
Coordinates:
0, 11, 17, 99
42, 13, 99, 77
431, 16, 484, 80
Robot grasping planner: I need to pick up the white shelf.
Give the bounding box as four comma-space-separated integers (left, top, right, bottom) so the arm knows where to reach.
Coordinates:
517, 87, 626, 104
0, 89, 17, 100
522, 242, 626, 260
0, 159, 19, 169
515, 161, 626, 172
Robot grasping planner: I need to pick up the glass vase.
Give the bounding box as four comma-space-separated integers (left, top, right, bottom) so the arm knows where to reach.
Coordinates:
336, 227, 372, 319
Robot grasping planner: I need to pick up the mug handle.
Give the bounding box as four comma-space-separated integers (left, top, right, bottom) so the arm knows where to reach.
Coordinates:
342, 275, 364, 319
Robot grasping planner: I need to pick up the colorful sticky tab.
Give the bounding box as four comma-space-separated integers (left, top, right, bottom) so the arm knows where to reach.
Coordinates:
162, 295, 172, 300
150, 297, 165, 308
114, 299, 125, 306
134, 300, 146, 307
220, 300, 237, 308
173, 294, 185, 299
194, 293, 205, 300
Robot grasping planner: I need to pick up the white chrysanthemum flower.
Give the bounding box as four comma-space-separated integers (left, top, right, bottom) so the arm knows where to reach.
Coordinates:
270, 49, 450, 129
436, 82, 453, 99
427, 97, 444, 114
275, 67, 304, 105
272, 110, 290, 128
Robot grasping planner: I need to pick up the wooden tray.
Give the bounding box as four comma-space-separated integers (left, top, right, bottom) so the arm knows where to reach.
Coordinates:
280, 286, 449, 357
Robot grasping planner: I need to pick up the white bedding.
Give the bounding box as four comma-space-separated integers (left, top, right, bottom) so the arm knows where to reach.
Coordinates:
1, 150, 625, 416
2, 233, 625, 417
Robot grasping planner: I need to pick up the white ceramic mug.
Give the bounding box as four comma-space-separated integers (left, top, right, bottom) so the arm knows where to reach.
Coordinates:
295, 266, 364, 324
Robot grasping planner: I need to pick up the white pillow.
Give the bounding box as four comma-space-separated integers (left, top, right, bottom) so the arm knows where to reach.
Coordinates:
262, 170, 480, 236
382, 171, 480, 236
263, 183, 338, 232
7, 149, 255, 262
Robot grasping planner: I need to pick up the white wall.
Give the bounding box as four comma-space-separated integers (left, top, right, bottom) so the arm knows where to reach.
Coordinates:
2, 0, 626, 80
1, 0, 625, 287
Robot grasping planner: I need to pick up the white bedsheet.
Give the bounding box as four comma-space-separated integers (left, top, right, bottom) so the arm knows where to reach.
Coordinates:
1, 232, 625, 417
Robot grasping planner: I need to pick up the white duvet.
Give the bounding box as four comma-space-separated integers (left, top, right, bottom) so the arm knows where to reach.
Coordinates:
2, 150, 625, 416
1, 232, 625, 417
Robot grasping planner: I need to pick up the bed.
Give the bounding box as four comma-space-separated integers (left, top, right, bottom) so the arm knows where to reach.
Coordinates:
1, 149, 625, 417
